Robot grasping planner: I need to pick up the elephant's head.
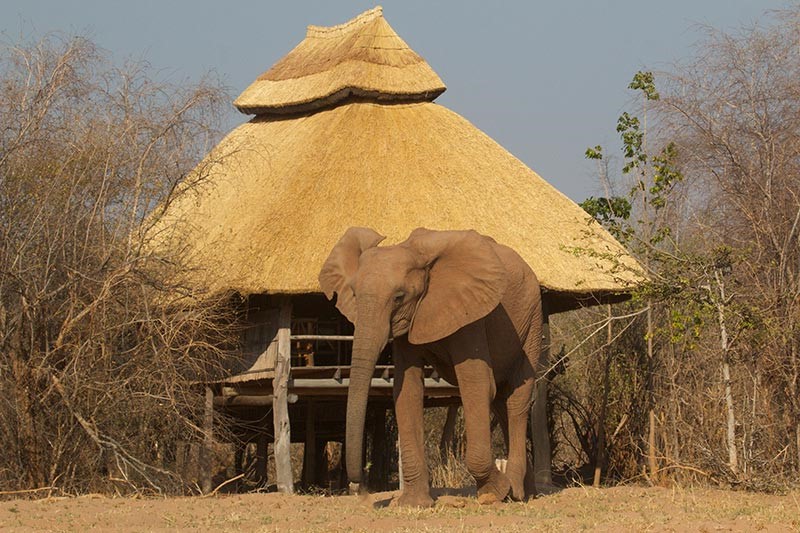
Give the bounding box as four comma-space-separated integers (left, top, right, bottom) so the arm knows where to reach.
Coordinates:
319, 227, 509, 487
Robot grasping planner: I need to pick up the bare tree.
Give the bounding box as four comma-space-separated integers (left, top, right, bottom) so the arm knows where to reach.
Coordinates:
0, 34, 238, 495
564, 7, 800, 490
657, 7, 800, 484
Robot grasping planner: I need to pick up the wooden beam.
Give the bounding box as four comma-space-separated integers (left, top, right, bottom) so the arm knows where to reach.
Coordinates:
272, 295, 294, 494
214, 395, 275, 407
289, 377, 460, 389
532, 304, 554, 488
290, 334, 353, 341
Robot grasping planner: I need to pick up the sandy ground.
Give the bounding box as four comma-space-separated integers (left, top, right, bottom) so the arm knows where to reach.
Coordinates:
1, 485, 798, 532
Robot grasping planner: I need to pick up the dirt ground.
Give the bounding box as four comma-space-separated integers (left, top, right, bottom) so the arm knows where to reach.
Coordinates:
1, 485, 798, 532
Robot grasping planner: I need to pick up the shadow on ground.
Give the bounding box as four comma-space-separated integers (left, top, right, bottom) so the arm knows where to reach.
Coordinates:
371, 483, 563, 508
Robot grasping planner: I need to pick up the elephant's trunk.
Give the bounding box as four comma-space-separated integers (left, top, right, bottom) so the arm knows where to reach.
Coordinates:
345, 298, 389, 488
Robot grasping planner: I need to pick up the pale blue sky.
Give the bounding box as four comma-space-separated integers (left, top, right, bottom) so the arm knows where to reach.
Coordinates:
0, 1, 787, 200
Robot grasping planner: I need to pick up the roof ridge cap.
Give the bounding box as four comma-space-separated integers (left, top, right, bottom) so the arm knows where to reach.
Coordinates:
306, 6, 383, 37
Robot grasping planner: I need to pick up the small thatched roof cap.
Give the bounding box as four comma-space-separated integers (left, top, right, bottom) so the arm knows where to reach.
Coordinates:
234, 7, 446, 115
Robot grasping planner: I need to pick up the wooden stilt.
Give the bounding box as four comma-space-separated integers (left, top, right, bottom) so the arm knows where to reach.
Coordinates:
201, 386, 214, 494
337, 442, 348, 490
369, 407, 387, 490
234, 441, 244, 477
273, 295, 294, 494
593, 304, 613, 487
303, 399, 317, 487
176, 441, 187, 479
440, 405, 459, 461
314, 440, 329, 488
397, 438, 404, 491
256, 433, 268, 487
532, 305, 553, 488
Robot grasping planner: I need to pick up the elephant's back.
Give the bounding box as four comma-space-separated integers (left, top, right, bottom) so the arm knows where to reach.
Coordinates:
491, 242, 542, 344
492, 243, 540, 300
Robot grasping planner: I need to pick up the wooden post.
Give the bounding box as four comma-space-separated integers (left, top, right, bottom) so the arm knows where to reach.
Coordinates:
234, 444, 243, 476
532, 304, 553, 488
315, 440, 329, 488
303, 399, 317, 487
256, 433, 268, 487
201, 386, 214, 494
440, 405, 459, 462
646, 302, 659, 482
369, 407, 388, 490
272, 296, 294, 494
176, 441, 187, 478
593, 304, 612, 487
397, 438, 404, 491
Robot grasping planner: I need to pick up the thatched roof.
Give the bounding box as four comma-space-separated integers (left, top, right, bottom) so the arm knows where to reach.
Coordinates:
150, 8, 644, 311
234, 7, 445, 115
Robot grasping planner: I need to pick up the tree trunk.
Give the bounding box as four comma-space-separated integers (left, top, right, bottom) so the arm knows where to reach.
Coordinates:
593, 304, 612, 487
714, 269, 738, 476
796, 423, 800, 474
532, 306, 553, 486
646, 303, 659, 481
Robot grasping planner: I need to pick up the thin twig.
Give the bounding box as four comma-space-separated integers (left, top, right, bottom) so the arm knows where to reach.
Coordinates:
202, 474, 244, 498
0, 486, 55, 496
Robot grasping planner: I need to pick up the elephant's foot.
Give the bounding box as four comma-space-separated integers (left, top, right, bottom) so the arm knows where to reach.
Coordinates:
506, 465, 526, 501
507, 476, 525, 501
393, 485, 434, 508
476, 469, 511, 504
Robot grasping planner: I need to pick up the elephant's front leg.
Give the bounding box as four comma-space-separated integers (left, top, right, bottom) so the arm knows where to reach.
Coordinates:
392, 337, 433, 507
449, 323, 511, 503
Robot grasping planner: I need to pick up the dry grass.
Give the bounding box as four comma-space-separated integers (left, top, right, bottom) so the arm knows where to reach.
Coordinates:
429, 452, 472, 490
1, 486, 798, 532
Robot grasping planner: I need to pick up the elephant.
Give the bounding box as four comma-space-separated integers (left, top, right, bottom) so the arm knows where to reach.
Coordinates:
319, 227, 543, 506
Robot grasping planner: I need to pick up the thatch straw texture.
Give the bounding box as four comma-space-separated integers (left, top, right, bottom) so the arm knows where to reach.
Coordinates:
152, 99, 644, 304
234, 7, 445, 115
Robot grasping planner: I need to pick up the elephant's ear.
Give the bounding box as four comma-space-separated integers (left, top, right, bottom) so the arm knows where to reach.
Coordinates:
404, 228, 508, 344
319, 227, 385, 324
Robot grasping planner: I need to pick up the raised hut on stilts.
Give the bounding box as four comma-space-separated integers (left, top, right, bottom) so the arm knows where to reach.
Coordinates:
148, 7, 643, 494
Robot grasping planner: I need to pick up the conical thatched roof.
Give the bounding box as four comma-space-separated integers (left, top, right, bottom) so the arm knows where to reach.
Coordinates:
151, 7, 644, 312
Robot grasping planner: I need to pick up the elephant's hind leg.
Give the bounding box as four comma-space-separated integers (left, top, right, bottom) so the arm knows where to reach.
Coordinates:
504, 370, 535, 500
449, 323, 511, 503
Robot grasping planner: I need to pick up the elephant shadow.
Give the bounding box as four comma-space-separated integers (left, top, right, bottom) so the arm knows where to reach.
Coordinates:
371, 484, 563, 508
372, 486, 478, 509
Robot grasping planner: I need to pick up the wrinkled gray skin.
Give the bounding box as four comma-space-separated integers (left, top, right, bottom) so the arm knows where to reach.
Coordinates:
319, 227, 542, 507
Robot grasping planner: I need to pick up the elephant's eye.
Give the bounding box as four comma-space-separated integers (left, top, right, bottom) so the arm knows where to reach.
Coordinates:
394, 292, 404, 304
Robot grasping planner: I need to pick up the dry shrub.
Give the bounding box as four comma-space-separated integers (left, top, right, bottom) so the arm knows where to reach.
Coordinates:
549, 8, 800, 492
0, 34, 238, 495
423, 406, 510, 490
